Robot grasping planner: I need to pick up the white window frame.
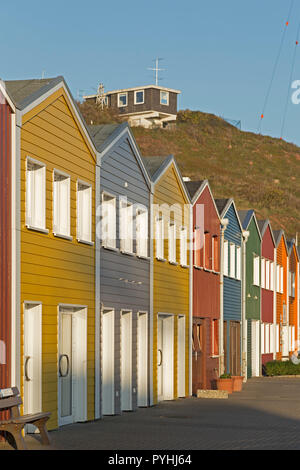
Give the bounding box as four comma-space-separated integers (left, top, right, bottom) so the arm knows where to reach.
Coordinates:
194, 228, 201, 267
265, 324, 270, 354
101, 192, 117, 249
253, 255, 260, 287
261, 258, 265, 289
261, 323, 265, 354
230, 243, 235, 278
276, 265, 280, 293
270, 261, 274, 292
168, 221, 176, 264
280, 266, 284, 294
134, 90, 144, 105
236, 246, 241, 280
156, 216, 164, 260
270, 324, 274, 354
223, 240, 229, 277
180, 227, 188, 267
53, 169, 71, 239
77, 180, 92, 244
120, 199, 133, 254
118, 92, 128, 107
136, 207, 148, 258
160, 90, 169, 106
276, 324, 280, 353
26, 157, 47, 232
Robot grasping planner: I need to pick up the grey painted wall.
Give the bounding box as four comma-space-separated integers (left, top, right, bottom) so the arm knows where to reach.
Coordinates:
100, 133, 151, 415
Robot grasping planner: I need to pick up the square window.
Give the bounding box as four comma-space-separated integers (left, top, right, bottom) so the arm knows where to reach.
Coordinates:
134, 90, 144, 104
118, 93, 128, 107
160, 90, 169, 105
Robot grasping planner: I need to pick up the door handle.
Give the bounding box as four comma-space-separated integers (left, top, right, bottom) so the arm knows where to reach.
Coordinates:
158, 349, 162, 367
25, 356, 31, 382
59, 354, 70, 378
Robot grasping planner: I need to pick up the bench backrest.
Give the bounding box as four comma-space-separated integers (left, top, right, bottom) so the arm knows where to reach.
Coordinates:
0, 387, 22, 412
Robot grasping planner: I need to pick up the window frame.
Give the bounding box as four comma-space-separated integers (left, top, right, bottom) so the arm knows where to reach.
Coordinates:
253, 254, 260, 287
230, 243, 236, 278
223, 240, 229, 277
26, 157, 47, 233
168, 221, 177, 264
118, 92, 128, 107
119, 198, 133, 254
236, 245, 241, 280
160, 90, 169, 106
101, 192, 117, 250
53, 169, 71, 240
156, 215, 164, 260
134, 90, 144, 105
180, 226, 188, 267
77, 180, 92, 244
136, 207, 148, 258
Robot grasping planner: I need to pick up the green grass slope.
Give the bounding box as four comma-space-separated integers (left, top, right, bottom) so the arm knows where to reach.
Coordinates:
133, 110, 300, 239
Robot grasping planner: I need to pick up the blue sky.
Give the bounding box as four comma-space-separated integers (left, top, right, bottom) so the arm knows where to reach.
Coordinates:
2, 0, 300, 145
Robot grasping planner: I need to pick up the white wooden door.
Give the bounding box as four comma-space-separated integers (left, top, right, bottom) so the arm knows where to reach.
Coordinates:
137, 313, 148, 407
102, 309, 115, 415
24, 303, 42, 433
177, 316, 186, 398
158, 315, 174, 401
251, 321, 260, 377
282, 326, 289, 358
121, 311, 132, 411
59, 307, 87, 426
157, 317, 163, 401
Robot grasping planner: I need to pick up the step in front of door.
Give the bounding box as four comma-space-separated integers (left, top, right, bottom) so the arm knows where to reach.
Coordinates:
196, 389, 228, 399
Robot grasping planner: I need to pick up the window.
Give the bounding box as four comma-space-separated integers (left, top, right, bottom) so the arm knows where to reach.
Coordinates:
180, 227, 188, 266
236, 246, 241, 280
289, 271, 295, 298
223, 240, 229, 276
118, 92, 128, 107
261, 258, 265, 289
53, 171, 70, 237
204, 232, 210, 269
77, 182, 92, 243
136, 208, 148, 257
276, 324, 280, 353
261, 324, 265, 354
230, 243, 236, 278
160, 90, 169, 105
134, 90, 144, 104
280, 266, 284, 294
102, 193, 116, 248
276, 265, 281, 293
120, 199, 133, 253
265, 260, 270, 290
212, 320, 219, 356
156, 216, 164, 259
168, 222, 176, 263
194, 228, 201, 267
26, 158, 46, 230
253, 255, 260, 286
270, 261, 274, 291
270, 324, 274, 354
192, 323, 202, 353
213, 236, 219, 272
265, 324, 270, 354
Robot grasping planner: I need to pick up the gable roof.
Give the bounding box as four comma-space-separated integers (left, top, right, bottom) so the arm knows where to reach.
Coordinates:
185, 180, 220, 221
215, 198, 243, 232
238, 209, 262, 240
90, 122, 151, 189
4, 76, 98, 158
273, 229, 288, 251
287, 239, 299, 260
143, 155, 190, 203
257, 219, 275, 246
0, 80, 16, 111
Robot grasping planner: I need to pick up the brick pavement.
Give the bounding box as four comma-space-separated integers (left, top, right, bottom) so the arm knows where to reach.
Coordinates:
1, 377, 300, 450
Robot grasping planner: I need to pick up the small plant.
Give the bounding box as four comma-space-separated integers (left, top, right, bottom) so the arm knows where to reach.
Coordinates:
264, 360, 300, 376
220, 373, 231, 379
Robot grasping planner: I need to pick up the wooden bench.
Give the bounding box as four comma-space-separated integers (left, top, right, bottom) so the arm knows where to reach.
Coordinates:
0, 387, 51, 450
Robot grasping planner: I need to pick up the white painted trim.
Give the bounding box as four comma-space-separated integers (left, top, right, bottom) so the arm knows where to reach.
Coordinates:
189, 203, 193, 396
0, 81, 16, 111
84, 84, 181, 98
149, 192, 154, 406
11, 111, 17, 387
118, 92, 128, 108
134, 90, 145, 105
160, 90, 169, 106
95, 164, 101, 419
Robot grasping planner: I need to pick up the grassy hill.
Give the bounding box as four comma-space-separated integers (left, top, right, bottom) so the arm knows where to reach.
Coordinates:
78, 101, 300, 238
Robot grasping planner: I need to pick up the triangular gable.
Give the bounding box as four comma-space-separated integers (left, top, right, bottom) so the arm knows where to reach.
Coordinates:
17, 78, 98, 163
151, 156, 191, 204
0, 80, 15, 112
242, 210, 262, 242
259, 220, 276, 247
97, 123, 152, 190
274, 230, 288, 253
191, 180, 221, 222
220, 199, 243, 233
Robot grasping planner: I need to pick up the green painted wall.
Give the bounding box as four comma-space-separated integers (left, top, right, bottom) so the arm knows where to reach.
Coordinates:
245, 217, 261, 321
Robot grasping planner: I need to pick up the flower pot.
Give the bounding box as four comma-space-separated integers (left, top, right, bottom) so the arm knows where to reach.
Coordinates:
216, 378, 233, 394
231, 376, 244, 392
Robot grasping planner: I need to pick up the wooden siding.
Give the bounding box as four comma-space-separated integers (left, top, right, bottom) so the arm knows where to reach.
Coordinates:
289, 244, 298, 351
276, 236, 288, 361
0, 94, 12, 393
261, 225, 275, 324
192, 186, 220, 389
153, 164, 190, 402
100, 135, 151, 414
245, 217, 261, 321
20, 89, 96, 429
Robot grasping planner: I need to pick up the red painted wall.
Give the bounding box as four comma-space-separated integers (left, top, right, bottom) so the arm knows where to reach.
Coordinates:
0, 92, 12, 391
192, 185, 220, 389
261, 225, 275, 323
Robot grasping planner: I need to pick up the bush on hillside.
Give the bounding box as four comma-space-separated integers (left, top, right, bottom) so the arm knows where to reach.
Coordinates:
264, 360, 300, 376
77, 100, 122, 125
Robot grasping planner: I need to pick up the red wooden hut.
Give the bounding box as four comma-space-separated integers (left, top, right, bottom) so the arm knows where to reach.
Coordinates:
185, 180, 221, 392
257, 220, 276, 367
0, 82, 15, 392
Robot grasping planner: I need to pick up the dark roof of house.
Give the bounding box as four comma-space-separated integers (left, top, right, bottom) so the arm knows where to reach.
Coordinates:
237, 209, 257, 230
88, 123, 124, 151
214, 198, 231, 217
4, 77, 63, 109
272, 229, 287, 249
142, 155, 173, 180
184, 180, 206, 201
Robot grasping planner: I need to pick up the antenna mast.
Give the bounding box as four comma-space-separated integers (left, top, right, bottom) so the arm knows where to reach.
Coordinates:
96, 83, 108, 110
148, 58, 165, 86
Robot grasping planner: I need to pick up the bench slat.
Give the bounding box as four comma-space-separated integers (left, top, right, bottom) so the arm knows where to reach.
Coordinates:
0, 396, 22, 410
12, 412, 51, 424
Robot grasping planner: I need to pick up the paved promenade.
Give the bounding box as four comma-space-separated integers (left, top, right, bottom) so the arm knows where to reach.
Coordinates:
2, 377, 300, 450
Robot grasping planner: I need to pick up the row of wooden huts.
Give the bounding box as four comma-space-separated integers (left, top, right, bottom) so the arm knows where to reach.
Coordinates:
0, 76, 298, 431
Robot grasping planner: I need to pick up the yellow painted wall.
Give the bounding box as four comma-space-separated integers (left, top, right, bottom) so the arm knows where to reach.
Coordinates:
20, 88, 96, 429
152, 164, 190, 403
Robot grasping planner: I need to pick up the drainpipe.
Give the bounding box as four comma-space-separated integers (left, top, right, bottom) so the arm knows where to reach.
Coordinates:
189, 203, 193, 396
273, 247, 277, 360
242, 230, 250, 382
219, 218, 229, 376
